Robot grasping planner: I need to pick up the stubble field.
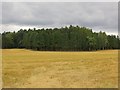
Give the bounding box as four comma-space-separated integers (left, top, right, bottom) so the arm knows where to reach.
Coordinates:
2, 49, 118, 88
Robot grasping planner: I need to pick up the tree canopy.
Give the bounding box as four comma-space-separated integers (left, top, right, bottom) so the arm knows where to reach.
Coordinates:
2, 25, 120, 51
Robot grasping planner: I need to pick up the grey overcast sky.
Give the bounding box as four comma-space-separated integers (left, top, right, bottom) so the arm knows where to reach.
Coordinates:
1, 2, 118, 35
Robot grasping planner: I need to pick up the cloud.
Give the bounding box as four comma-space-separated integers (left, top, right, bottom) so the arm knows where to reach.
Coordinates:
2, 2, 118, 35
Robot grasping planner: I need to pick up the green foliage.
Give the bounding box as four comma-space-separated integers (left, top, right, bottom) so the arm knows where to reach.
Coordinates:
87, 36, 96, 51
2, 25, 120, 51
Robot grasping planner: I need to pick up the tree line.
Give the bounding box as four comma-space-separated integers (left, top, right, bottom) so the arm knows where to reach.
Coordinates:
2, 25, 120, 51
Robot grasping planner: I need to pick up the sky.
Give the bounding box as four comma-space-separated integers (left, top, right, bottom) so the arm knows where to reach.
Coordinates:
1, 2, 118, 35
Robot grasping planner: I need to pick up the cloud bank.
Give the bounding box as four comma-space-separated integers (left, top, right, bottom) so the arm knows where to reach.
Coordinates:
2, 2, 118, 35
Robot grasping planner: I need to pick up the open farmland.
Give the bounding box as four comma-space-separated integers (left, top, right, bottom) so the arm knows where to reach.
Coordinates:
2, 49, 118, 88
